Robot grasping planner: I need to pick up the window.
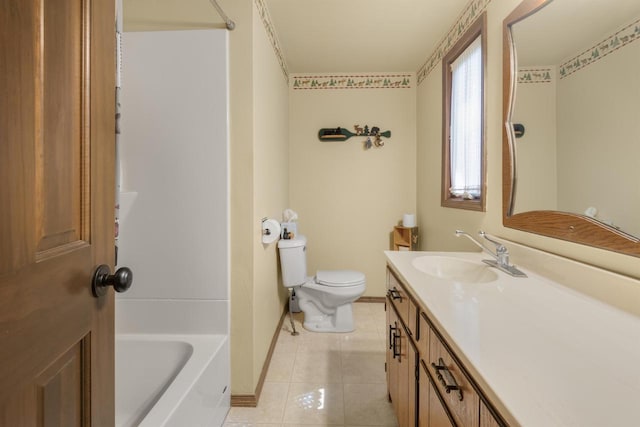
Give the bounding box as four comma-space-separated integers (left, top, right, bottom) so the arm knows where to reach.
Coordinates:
442, 13, 486, 211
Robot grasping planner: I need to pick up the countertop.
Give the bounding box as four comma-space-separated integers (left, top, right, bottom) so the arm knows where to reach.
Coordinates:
384, 250, 640, 427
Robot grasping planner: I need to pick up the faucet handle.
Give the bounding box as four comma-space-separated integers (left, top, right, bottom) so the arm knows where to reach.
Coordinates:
478, 231, 506, 251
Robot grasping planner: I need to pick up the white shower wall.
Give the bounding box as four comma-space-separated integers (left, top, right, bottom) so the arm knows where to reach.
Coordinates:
117, 29, 229, 336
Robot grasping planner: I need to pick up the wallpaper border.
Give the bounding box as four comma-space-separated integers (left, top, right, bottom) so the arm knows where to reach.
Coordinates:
254, 0, 289, 81
291, 74, 413, 90
518, 67, 553, 84
559, 17, 640, 79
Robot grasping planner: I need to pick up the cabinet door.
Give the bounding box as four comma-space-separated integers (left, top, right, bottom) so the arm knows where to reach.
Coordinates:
386, 299, 399, 414
418, 361, 454, 427
396, 315, 410, 426
429, 379, 455, 427
418, 360, 429, 427
408, 334, 418, 427
387, 300, 410, 426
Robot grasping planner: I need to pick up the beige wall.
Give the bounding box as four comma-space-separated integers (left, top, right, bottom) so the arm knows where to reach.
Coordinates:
250, 5, 290, 391
416, 0, 640, 280
289, 76, 417, 296
511, 68, 557, 213
557, 41, 640, 236
226, 0, 290, 395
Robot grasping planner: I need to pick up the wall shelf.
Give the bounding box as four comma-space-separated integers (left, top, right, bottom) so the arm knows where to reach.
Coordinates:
318, 125, 391, 148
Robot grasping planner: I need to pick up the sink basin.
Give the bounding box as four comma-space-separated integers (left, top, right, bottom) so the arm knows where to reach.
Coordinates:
411, 255, 498, 284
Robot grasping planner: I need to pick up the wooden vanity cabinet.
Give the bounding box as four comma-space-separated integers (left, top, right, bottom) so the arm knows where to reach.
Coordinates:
386, 267, 506, 427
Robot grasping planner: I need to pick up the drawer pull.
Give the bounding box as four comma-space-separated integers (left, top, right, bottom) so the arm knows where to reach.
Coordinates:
391, 322, 401, 359
388, 324, 397, 350
388, 288, 402, 301
431, 358, 463, 401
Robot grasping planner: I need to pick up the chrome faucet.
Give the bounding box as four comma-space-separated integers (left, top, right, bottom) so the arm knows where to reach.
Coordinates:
455, 230, 527, 277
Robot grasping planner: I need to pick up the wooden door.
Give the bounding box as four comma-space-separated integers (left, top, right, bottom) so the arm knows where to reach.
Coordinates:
0, 0, 116, 425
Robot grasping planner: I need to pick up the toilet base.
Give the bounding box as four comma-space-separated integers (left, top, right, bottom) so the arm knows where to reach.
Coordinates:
302, 303, 354, 333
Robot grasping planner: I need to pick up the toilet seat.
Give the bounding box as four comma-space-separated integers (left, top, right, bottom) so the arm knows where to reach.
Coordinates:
315, 270, 365, 287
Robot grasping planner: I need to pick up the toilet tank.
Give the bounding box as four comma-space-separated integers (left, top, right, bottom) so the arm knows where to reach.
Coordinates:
277, 236, 307, 287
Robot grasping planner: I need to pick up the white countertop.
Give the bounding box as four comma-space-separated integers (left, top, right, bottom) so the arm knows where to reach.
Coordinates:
385, 250, 640, 427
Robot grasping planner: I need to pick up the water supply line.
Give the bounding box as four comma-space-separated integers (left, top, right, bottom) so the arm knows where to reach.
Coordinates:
288, 290, 299, 336
208, 0, 236, 30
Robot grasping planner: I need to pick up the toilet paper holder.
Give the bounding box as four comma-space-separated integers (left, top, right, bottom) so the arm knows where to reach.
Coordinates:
261, 218, 281, 244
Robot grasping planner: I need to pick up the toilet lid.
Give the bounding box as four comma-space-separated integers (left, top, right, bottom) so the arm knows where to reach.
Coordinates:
316, 270, 365, 287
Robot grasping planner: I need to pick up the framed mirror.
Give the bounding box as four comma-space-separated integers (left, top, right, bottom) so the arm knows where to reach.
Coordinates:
503, 0, 640, 257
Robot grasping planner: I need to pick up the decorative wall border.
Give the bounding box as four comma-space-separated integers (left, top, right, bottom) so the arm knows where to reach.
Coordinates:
254, 0, 289, 81
518, 67, 553, 84
559, 17, 640, 79
416, 0, 491, 85
291, 74, 413, 90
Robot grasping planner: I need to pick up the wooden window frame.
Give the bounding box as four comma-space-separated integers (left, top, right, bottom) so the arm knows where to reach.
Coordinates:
441, 13, 487, 211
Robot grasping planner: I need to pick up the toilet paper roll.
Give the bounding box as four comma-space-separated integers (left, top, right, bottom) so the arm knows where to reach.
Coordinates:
402, 214, 416, 228
262, 219, 281, 244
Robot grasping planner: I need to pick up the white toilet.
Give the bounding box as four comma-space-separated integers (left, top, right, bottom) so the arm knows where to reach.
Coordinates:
278, 236, 366, 333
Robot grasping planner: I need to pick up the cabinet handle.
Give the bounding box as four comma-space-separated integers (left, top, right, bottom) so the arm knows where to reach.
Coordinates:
431, 357, 463, 401
388, 288, 402, 301
392, 329, 400, 359
388, 324, 397, 350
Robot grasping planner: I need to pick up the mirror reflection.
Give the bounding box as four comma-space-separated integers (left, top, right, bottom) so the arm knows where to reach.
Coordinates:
510, 0, 640, 238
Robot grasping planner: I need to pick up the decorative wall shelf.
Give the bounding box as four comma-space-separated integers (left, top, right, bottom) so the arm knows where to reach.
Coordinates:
318, 125, 391, 149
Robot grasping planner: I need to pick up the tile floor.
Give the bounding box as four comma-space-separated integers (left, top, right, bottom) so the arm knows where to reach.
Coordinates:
223, 302, 398, 427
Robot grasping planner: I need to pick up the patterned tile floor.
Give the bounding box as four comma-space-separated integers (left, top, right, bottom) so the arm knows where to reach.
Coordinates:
223, 302, 398, 427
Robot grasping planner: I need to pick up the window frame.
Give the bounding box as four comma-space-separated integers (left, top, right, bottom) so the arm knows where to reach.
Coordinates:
441, 13, 487, 211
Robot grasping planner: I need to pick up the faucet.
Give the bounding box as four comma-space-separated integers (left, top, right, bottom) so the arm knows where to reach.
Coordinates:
455, 230, 527, 277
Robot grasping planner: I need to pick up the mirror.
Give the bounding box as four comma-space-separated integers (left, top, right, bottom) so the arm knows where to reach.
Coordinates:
503, 0, 640, 257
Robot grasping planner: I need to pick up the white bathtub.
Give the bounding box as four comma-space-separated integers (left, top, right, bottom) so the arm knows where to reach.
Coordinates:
116, 334, 230, 427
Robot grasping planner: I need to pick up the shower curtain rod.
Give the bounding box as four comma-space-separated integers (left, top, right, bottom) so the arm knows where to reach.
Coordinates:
209, 0, 236, 30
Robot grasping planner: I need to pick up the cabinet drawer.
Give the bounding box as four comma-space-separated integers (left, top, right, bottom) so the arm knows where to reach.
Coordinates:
428, 328, 480, 427
387, 269, 411, 328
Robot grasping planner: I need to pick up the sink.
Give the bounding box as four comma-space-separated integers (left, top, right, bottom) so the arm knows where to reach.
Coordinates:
411, 255, 498, 284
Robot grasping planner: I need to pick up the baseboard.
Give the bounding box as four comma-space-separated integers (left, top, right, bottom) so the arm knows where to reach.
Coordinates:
230, 304, 289, 407
357, 296, 386, 303
229, 394, 258, 407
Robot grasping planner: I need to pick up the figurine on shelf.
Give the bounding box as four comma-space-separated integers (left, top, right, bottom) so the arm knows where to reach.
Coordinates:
354, 124, 363, 135
363, 125, 369, 135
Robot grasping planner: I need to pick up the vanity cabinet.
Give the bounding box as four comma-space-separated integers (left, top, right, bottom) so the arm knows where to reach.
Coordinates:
386, 267, 505, 427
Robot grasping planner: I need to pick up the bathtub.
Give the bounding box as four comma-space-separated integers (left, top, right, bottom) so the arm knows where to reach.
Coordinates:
116, 334, 230, 427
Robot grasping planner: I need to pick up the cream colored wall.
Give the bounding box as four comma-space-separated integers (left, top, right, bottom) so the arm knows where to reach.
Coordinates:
223, 0, 258, 396
289, 77, 417, 296
511, 69, 557, 213
226, 0, 290, 395
250, 6, 290, 389
556, 41, 640, 236
416, 0, 640, 280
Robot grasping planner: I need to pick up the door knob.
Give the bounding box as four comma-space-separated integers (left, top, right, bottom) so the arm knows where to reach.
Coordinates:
92, 264, 133, 297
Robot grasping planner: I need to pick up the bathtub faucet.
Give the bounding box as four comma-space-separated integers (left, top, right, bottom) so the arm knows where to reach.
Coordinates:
454, 230, 527, 277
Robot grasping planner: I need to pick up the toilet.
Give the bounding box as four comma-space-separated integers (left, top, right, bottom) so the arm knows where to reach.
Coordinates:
278, 236, 366, 333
